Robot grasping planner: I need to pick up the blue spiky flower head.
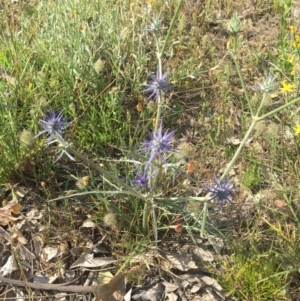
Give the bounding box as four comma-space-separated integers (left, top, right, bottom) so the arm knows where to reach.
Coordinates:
35, 111, 70, 145
131, 163, 152, 191
248, 73, 277, 93
35, 111, 74, 162
143, 72, 173, 101
146, 14, 166, 33
140, 121, 175, 169
203, 178, 236, 211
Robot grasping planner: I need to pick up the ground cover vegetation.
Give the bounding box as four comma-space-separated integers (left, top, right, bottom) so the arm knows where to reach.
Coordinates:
0, 0, 300, 300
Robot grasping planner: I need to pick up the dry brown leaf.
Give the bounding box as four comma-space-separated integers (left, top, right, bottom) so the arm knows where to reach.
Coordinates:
32, 234, 44, 258
70, 252, 116, 268
201, 276, 223, 291
10, 203, 22, 214
174, 274, 202, 289
0, 202, 22, 226
163, 281, 179, 293
193, 247, 214, 262
26, 208, 43, 220
130, 282, 164, 301
0, 255, 18, 277
19, 244, 36, 263
166, 253, 198, 271
161, 251, 198, 272
80, 220, 97, 229
94, 273, 126, 301
165, 292, 178, 301
0, 226, 11, 241
42, 246, 63, 262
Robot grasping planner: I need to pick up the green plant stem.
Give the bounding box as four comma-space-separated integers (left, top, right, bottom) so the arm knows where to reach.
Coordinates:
230, 42, 254, 117
259, 96, 300, 120
154, 32, 164, 126
221, 119, 257, 180
156, 196, 208, 202
142, 0, 184, 237
200, 202, 208, 236
161, 0, 184, 56
49, 191, 140, 202
150, 197, 158, 246
141, 10, 174, 236
256, 92, 268, 117
143, 198, 151, 235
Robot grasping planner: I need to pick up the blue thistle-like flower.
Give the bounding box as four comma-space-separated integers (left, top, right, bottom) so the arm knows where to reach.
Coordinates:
35, 111, 74, 162
131, 163, 152, 191
203, 178, 235, 211
143, 72, 173, 101
35, 111, 70, 145
146, 15, 166, 32
140, 122, 175, 169
248, 74, 277, 93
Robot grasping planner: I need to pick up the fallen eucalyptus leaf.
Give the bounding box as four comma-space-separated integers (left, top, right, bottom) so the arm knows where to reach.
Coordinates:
42, 247, 62, 262
193, 247, 214, 262
0, 255, 18, 276
132, 282, 164, 301
70, 253, 116, 268
165, 252, 198, 271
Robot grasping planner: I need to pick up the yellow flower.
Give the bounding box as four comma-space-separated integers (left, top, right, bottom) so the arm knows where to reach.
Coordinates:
290, 25, 295, 33
280, 80, 295, 93
294, 124, 300, 136
287, 54, 295, 65
293, 34, 300, 48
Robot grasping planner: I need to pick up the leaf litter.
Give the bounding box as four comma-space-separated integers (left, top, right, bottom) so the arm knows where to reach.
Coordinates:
0, 184, 234, 301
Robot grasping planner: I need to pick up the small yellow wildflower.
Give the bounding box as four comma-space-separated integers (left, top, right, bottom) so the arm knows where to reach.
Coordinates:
280, 79, 295, 93
293, 40, 300, 48
293, 34, 300, 48
287, 54, 295, 65
294, 124, 300, 136
290, 25, 295, 33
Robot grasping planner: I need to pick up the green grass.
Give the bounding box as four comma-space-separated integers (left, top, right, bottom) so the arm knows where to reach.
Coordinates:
1, 0, 300, 300
214, 247, 288, 301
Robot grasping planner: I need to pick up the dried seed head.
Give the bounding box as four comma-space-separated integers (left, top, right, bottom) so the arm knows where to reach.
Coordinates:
176, 141, 193, 159
103, 213, 117, 228
19, 129, 34, 148
76, 176, 90, 189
